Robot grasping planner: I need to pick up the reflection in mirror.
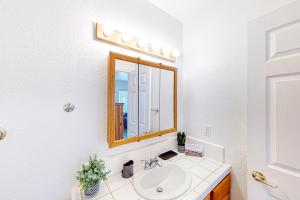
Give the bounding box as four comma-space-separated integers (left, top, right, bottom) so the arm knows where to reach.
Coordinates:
150, 67, 160, 133
138, 66, 174, 136
160, 69, 174, 130
115, 63, 175, 138
108, 52, 177, 148
115, 59, 138, 140
138, 65, 160, 135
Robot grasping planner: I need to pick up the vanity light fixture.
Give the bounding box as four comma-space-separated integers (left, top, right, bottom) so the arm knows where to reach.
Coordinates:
161, 46, 171, 56
171, 49, 180, 58
137, 38, 148, 48
96, 23, 178, 62
121, 32, 133, 43
102, 24, 115, 37
149, 43, 160, 53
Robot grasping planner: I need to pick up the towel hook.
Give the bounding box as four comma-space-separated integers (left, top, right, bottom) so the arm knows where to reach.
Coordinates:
64, 103, 75, 112
0, 127, 7, 141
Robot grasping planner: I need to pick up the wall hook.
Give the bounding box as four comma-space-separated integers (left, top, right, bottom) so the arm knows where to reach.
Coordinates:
0, 127, 7, 141
64, 103, 75, 112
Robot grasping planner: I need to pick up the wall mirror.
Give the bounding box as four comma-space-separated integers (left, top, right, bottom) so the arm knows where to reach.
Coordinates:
108, 52, 177, 148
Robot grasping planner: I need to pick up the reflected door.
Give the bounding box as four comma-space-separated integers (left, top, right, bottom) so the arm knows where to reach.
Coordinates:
138, 65, 151, 135
138, 65, 174, 135
150, 67, 160, 133
115, 59, 138, 140
127, 67, 138, 138
160, 69, 174, 130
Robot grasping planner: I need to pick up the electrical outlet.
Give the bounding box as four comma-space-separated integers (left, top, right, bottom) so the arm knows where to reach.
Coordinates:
204, 126, 212, 137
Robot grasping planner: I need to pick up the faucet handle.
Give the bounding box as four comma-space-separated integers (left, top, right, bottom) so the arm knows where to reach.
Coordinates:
156, 160, 163, 167
150, 156, 163, 167
150, 156, 156, 162
150, 154, 160, 162
141, 159, 150, 166
141, 159, 148, 163
141, 159, 151, 169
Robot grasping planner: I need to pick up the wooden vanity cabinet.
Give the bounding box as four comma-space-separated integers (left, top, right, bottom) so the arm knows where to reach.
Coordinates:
204, 174, 231, 200
204, 194, 211, 200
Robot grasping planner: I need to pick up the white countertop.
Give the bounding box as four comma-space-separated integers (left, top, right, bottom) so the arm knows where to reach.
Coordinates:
72, 151, 231, 200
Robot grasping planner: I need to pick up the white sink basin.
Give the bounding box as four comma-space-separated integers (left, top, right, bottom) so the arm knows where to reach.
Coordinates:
133, 163, 192, 200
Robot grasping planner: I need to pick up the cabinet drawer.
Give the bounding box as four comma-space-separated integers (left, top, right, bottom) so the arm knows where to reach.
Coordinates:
211, 174, 231, 200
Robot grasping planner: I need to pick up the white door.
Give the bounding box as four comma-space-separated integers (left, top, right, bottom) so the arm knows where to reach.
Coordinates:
127, 69, 138, 138
159, 69, 174, 130
248, 1, 300, 199
150, 67, 160, 132
138, 64, 151, 135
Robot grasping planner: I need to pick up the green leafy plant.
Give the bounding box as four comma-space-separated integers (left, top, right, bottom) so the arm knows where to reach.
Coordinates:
177, 131, 186, 146
76, 155, 110, 191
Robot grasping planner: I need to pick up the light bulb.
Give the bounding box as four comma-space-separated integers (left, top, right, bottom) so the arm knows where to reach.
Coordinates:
102, 24, 114, 37
137, 38, 148, 48
149, 43, 160, 53
171, 49, 180, 57
121, 32, 132, 42
161, 46, 170, 55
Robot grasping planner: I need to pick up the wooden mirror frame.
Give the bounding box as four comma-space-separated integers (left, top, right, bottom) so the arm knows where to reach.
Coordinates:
108, 52, 177, 148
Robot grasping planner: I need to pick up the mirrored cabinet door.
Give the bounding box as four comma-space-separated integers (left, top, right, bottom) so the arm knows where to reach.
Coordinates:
160, 69, 174, 130
149, 67, 161, 133
115, 59, 138, 140
138, 65, 160, 136
115, 62, 174, 139
138, 66, 175, 136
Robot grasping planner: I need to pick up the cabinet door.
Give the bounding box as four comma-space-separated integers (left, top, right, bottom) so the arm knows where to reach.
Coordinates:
204, 194, 211, 200
211, 174, 231, 200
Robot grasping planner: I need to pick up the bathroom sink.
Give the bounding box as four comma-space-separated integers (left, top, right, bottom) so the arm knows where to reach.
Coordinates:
133, 163, 192, 200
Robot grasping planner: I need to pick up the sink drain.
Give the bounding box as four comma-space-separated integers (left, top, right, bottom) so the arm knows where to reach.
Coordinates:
156, 187, 163, 193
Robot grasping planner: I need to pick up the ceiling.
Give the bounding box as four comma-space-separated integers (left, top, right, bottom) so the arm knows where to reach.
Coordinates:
148, 0, 296, 23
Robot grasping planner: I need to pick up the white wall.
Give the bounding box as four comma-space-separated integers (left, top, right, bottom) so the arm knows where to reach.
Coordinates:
149, 0, 296, 199
183, 15, 247, 200
0, 1, 182, 200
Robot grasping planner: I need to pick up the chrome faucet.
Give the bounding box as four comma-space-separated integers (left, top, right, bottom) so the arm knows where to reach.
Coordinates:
142, 156, 162, 170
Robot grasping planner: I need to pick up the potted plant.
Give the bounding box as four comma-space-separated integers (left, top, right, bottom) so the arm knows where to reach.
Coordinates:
76, 155, 110, 198
177, 131, 186, 153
